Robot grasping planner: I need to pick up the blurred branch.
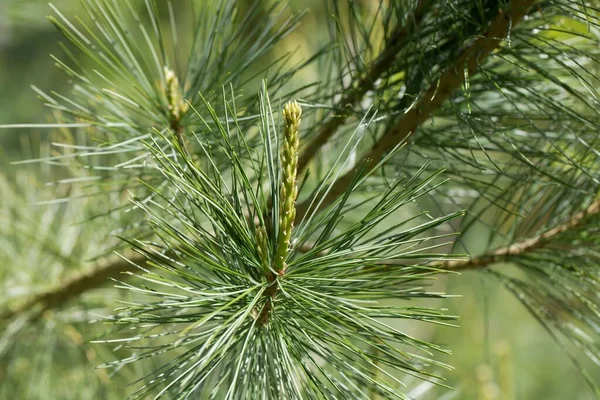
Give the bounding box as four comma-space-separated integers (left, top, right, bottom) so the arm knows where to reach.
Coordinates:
1, 252, 144, 322
295, 0, 537, 220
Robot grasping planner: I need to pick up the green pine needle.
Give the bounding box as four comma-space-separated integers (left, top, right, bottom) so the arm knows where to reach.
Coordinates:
98, 86, 462, 399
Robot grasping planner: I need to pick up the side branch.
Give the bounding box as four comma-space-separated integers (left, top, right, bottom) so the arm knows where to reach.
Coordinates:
295, 0, 537, 221
1, 252, 146, 322
297, 0, 429, 173
444, 198, 600, 271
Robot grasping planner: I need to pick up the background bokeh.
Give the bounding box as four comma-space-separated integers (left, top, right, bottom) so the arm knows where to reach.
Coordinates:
0, 1, 596, 399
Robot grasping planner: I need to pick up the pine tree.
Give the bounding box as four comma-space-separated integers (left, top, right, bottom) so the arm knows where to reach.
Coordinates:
1, 0, 599, 398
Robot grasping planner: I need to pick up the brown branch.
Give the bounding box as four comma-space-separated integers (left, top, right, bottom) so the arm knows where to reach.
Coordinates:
1, 252, 146, 322
297, 0, 430, 173
256, 275, 279, 326
442, 198, 600, 271
4, 198, 597, 323
295, 0, 537, 222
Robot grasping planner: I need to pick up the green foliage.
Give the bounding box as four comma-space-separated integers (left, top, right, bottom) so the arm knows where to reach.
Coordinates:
0, 0, 599, 399
93, 88, 462, 398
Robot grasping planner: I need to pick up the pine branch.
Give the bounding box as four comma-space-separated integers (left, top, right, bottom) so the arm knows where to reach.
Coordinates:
295, 0, 538, 221
0, 1, 559, 325
6, 196, 597, 323
443, 198, 600, 271
297, 0, 429, 173
6, 0, 599, 396
1, 252, 145, 322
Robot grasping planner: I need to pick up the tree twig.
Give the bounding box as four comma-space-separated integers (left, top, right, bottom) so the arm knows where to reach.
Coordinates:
443, 198, 600, 271
4, 198, 598, 323
1, 252, 146, 322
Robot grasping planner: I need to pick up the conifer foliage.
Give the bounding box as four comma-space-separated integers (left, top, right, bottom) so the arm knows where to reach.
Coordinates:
1, 0, 599, 399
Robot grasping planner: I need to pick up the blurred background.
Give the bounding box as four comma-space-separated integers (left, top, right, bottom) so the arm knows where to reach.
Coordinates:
0, 1, 596, 399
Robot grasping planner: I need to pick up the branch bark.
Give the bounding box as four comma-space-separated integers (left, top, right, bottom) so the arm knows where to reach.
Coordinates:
1, 252, 146, 322
295, 0, 537, 222
443, 198, 600, 271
